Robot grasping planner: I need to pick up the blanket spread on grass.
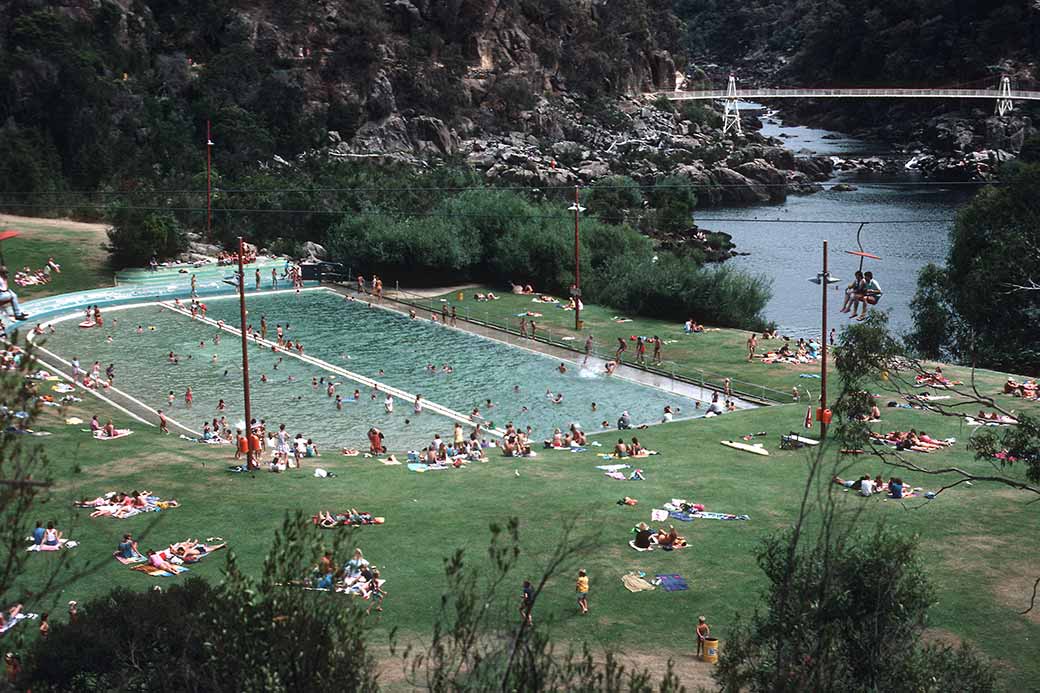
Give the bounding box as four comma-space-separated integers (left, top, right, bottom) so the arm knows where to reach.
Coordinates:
655, 574, 688, 592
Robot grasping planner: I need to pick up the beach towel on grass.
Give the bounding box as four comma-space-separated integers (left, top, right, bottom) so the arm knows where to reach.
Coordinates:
628, 540, 653, 552
622, 573, 656, 592
93, 429, 132, 440
114, 552, 146, 565
132, 563, 189, 577
311, 513, 384, 527
669, 510, 750, 522
655, 574, 689, 592
178, 543, 226, 564
0, 612, 38, 634
651, 508, 669, 522
27, 539, 78, 551
596, 463, 631, 472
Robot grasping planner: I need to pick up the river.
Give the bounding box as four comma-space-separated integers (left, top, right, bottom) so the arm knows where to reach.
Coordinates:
700, 109, 978, 336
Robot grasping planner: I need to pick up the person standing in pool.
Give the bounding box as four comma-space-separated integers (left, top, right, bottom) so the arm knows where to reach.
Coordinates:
190, 273, 197, 298
260, 316, 267, 340
184, 387, 193, 408
384, 394, 394, 414
255, 268, 261, 290
271, 267, 277, 288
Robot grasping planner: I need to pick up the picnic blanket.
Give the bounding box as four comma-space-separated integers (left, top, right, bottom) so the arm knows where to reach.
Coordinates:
0, 612, 38, 634
27, 539, 78, 551
668, 510, 751, 522
93, 429, 132, 440
113, 551, 146, 565
655, 574, 689, 592
622, 573, 656, 592
132, 563, 189, 577
596, 463, 631, 472
407, 462, 451, 472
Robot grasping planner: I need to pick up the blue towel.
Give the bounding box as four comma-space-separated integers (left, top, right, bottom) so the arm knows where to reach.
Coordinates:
669, 511, 697, 522
799, 373, 821, 379
656, 574, 688, 592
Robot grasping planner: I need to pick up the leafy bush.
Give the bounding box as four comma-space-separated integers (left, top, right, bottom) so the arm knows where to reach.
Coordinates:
585, 175, 643, 225
105, 203, 186, 268
906, 263, 953, 359
650, 174, 698, 233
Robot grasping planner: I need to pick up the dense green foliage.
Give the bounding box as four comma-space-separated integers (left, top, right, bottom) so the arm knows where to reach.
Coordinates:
676, 0, 1040, 85
908, 163, 1040, 374
105, 203, 187, 266
325, 185, 771, 329
716, 522, 996, 692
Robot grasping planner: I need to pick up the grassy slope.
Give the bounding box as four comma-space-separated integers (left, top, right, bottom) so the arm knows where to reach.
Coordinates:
9, 396, 1040, 689
0, 216, 111, 299
4, 232, 1039, 688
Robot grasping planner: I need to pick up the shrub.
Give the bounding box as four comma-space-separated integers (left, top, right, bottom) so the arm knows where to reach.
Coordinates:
105, 203, 186, 268
585, 175, 644, 225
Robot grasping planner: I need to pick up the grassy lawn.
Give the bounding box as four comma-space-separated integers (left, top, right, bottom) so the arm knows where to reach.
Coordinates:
8, 393, 1039, 689
0, 215, 112, 299
1, 225, 1037, 688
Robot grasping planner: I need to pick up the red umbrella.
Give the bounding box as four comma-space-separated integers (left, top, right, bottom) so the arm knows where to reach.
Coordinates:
0, 230, 19, 265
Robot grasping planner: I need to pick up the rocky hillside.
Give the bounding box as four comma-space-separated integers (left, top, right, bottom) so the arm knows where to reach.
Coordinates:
0, 0, 681, 192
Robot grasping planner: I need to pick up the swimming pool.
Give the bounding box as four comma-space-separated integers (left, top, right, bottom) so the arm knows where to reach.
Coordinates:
40, 290, 705, 450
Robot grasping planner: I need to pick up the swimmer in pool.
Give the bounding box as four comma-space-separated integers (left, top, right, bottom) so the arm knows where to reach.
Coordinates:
212, 354, 217, 364
336, 395, 343, 410
592, 402, 597, 412
352, 389, 360, 401
557, 363, 567, 374
414, 395, 423, 414
167, 391, 175, 407
384, 394, 394, 414
137, 325, 143, 334
217, 399, 226, 411
184, 387, 193, 407
261, 374, 268, 383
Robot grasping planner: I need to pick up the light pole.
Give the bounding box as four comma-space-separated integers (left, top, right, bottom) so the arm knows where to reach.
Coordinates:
568, 187, 585, 331
235, 237, 253, 465
206, 121, 214, 238
809, 240, 840, 440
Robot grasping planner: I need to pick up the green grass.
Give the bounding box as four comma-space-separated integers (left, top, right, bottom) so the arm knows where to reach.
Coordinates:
10, 394, 1040, 689
0, 217, 112, 299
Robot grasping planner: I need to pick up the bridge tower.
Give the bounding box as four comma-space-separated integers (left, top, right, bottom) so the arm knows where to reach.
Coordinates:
996, 75, 1013, 116
722, 73, 742, 136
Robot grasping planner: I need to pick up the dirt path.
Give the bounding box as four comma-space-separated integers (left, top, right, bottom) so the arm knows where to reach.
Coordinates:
0, 213, 108, 237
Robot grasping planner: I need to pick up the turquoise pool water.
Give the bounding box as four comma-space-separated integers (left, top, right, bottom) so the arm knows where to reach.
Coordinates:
41, 290, 702, 449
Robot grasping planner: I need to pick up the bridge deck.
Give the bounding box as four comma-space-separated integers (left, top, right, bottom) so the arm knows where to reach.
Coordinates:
652, 88, 1039, 101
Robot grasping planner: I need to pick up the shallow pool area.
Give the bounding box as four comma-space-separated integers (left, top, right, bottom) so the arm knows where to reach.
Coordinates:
40, 290, 707, 449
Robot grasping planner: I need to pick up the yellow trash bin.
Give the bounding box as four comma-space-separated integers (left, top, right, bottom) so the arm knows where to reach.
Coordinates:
702, 638, 719, 664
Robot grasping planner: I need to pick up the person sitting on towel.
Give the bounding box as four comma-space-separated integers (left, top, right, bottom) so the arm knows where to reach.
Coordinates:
343, 548, 369, 583
655, 525, 685, 548
117, 533, 139, 559
887, 477, 904, 499
613, 439, 629, 457
632, 522, 654, 549
42, 522, 62, 547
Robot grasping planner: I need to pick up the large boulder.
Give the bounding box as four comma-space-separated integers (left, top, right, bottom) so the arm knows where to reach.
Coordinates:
409, 115, 456, 155
735, 159, 787, 203
794, 156, 834, 181
302, 241, 328, 260
649, 50, 676, 91
985, 115, 1032, 153
710, 167, 771, 205
350, 114, 412, 154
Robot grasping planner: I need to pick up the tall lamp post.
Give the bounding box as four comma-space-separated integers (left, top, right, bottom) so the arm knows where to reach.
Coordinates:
809, 240, 840, 440
206, 121, 214, 237
225, 237, 254, 466
568, 187, 585, 331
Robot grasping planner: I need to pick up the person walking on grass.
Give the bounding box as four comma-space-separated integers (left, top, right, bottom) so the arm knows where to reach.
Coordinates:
576, 569, 589, 614
652, 335, 662, 365
520, 579, 535, 625
450, 305, 457, 327
747, 332, 758, 362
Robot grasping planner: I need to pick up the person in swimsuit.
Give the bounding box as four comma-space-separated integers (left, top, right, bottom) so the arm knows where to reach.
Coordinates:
184, 387, 193, 407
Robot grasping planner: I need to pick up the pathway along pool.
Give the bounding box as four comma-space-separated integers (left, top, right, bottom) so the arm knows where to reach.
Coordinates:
42, 290, 707, 450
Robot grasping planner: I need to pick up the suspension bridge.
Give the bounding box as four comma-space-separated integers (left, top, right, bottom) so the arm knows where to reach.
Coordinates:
650, 75, 1037, 135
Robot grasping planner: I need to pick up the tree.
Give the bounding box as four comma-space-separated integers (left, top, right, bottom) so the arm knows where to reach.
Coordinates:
106, 203, 187, 268
650, 175, 697, 234
908, 163, 1040, 375
585, 175, 643, 225
905, 263, 953, 360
